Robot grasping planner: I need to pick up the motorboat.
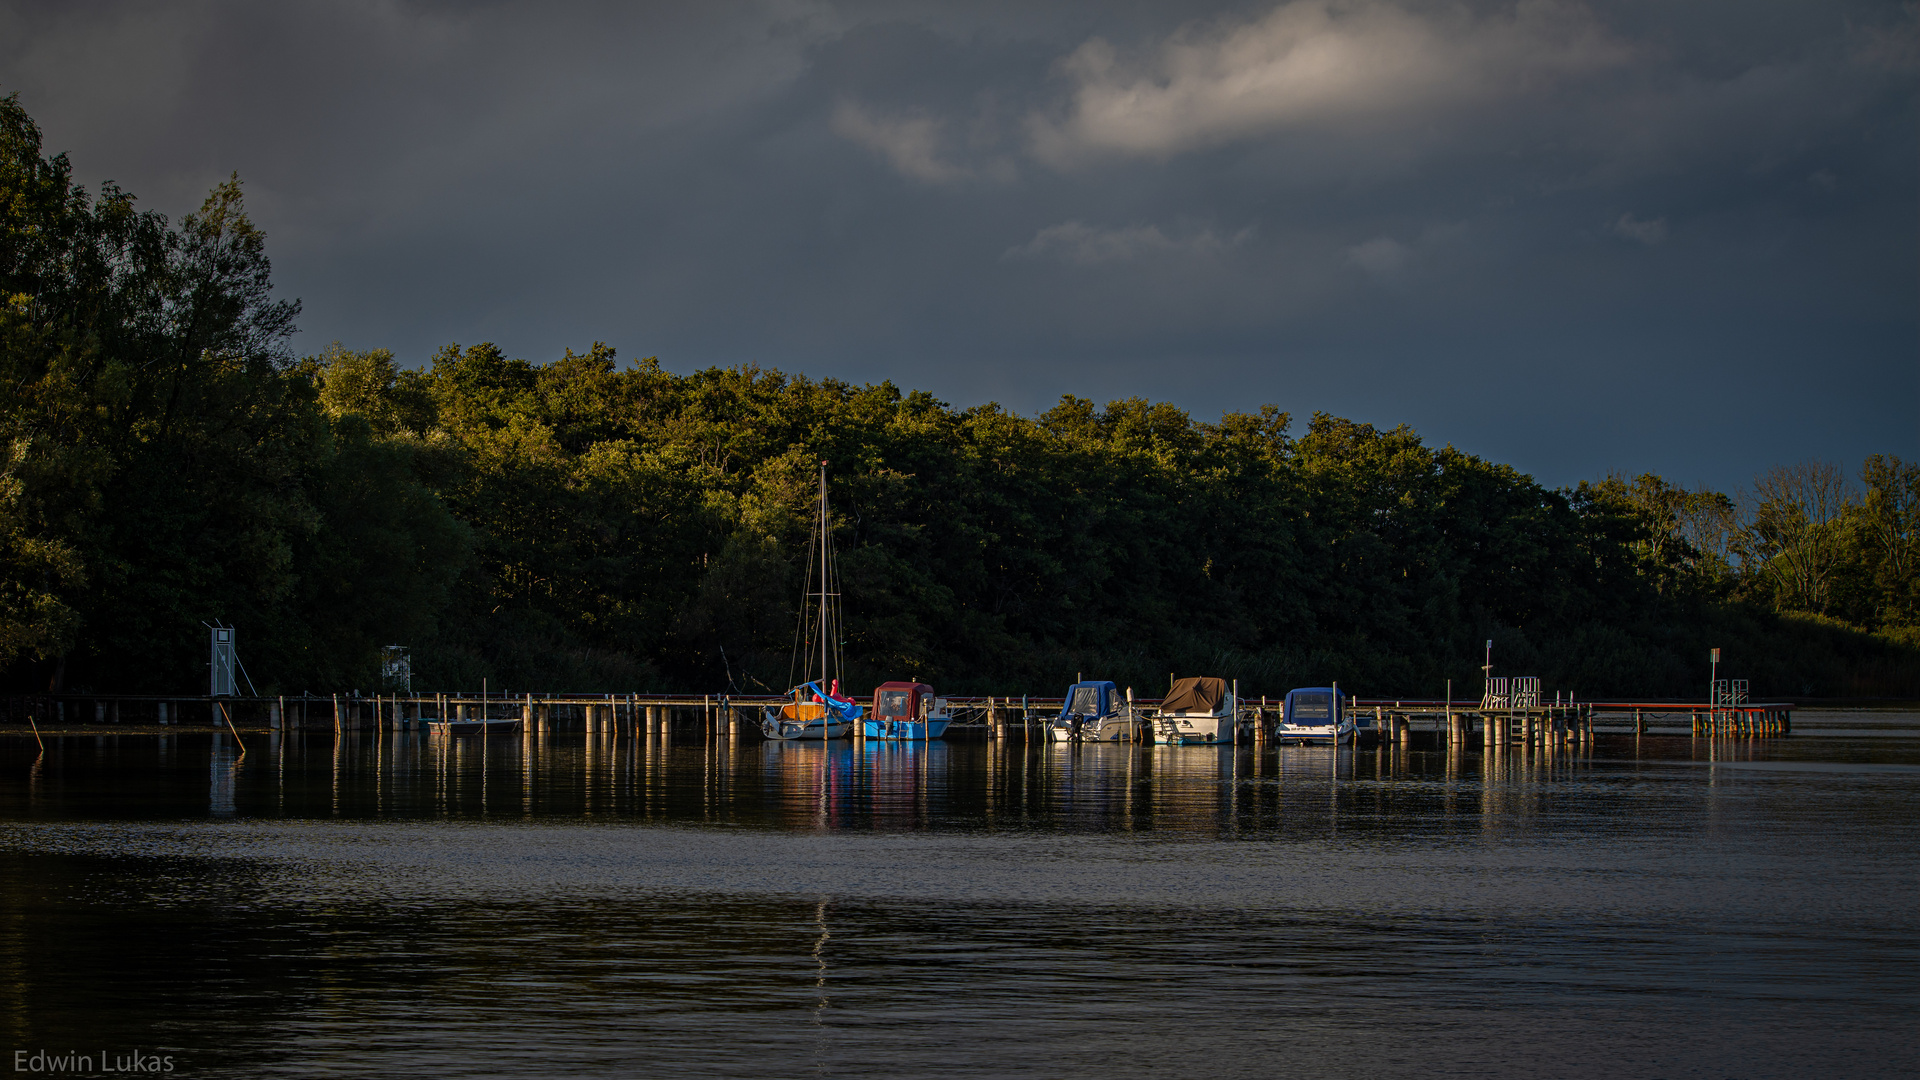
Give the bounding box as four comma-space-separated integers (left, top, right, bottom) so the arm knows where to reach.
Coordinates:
1273, 686, 1356, 744
1045, 680, 1135, 742
1153, 676, 1236, 744
863, 681, 950, 740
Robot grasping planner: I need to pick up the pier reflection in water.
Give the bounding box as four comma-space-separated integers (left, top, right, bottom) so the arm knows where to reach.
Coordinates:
1, 713, 1916, 1079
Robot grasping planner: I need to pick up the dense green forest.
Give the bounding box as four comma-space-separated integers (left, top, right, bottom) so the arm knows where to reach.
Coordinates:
3, 96, 1916, 700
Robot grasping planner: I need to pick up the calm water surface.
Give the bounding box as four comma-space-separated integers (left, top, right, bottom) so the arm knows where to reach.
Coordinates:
2, 712, 1917, 1078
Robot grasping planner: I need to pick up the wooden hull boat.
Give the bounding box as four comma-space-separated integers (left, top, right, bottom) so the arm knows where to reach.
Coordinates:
427, 718, 523, 736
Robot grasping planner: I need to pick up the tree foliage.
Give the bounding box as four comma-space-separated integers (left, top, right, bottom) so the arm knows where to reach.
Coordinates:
2, 94, 1914, 698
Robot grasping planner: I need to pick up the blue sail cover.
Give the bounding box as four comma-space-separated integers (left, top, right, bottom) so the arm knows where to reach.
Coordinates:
803, 682, 865, 722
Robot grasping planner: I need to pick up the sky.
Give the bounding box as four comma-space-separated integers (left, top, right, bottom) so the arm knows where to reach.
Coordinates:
2, 0, 1914, 492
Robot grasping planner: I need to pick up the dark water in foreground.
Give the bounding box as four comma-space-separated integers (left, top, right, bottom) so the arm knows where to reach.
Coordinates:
2, 712, 1917, 1078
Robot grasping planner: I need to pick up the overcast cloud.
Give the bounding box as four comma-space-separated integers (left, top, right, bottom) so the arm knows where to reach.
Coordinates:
1, 0, 1913, 490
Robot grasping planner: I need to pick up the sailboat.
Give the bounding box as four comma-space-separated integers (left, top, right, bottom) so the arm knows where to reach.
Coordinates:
761, 461, 860, 741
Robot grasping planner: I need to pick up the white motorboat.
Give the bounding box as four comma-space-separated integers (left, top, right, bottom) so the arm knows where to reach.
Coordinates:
1045, 680, 1139, 742
1272, 686, 1356, 744
1153, 676, 1236, 745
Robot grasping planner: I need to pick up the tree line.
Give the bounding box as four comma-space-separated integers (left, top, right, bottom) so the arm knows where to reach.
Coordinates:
3, 95, 1916, 700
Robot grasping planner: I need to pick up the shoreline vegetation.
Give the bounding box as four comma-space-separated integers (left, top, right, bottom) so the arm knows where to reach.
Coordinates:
4, 95, 1917, 700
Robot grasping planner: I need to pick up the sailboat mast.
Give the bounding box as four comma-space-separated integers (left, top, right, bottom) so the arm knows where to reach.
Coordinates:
818, 461, 830, 689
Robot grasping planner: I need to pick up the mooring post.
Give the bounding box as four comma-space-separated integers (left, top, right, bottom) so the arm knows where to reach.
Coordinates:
331, 693, 342, 735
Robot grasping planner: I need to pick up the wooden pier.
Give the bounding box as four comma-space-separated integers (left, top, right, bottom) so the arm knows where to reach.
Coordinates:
1, 690, 1792, 747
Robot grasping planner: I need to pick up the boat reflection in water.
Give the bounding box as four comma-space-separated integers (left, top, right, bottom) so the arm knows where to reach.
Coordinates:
758, 737, 958, 827
200, 713, 1629, 838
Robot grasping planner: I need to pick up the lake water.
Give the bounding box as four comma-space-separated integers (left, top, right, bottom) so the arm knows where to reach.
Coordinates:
2, 712, 1917, 1078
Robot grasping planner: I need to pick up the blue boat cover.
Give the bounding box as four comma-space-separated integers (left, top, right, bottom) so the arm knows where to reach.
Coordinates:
1060, 681, 1118, 719
802, 682, 864, 722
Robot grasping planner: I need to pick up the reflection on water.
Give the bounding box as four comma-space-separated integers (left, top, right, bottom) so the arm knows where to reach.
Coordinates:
2, 714, 1918, 1079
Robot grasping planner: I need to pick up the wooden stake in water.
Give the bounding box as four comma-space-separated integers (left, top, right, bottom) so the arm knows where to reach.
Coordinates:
220, 701, 247, 758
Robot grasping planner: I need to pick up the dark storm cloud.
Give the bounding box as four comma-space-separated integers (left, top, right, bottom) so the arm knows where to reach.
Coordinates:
2, 0, 1913, 490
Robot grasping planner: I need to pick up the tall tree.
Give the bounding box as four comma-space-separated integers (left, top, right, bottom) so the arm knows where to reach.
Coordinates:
1856, 454, 1919, 628
1746, 462, 1855, 615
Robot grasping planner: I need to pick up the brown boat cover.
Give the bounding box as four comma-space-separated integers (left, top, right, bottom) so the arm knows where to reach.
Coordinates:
1163, 677, 1227, 715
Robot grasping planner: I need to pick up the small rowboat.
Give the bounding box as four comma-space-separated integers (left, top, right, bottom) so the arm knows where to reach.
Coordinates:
427, 718, 523, 736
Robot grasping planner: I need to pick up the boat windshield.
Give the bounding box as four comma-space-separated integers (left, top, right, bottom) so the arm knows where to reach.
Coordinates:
878, 690, 912, 717
1067, 686, 1101, 716
1292, 693, 1332, 720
